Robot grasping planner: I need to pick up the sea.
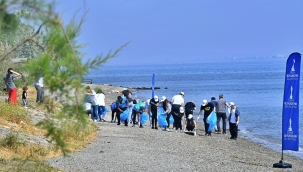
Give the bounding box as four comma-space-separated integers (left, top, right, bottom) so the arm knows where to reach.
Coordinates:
87, 59, 303, 159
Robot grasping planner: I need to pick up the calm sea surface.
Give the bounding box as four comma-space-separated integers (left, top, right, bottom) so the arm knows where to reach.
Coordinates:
88, 60, 303, 159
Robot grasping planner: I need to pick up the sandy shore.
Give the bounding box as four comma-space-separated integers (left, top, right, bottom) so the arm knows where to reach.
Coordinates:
48, 84, 303, 171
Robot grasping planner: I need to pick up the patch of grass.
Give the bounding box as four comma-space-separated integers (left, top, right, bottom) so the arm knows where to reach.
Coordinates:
0, 158, 58, 171
61, 121, 98, 151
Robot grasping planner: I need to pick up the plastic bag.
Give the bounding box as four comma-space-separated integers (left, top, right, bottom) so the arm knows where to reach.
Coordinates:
157, 106, 164, 115
120, 108, 130, 121
140, 113, 149, 125
158, 114, 168, 128
206, 111, 217, 132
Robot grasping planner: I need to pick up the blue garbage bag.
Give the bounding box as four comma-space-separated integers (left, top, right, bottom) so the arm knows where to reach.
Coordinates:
158, 106, 165, 115
100, 107, 110, 118
140, 113, 149, 125
110, 102, 116, 110
120, 108, 130, 121
169, 115, 174, 124
206, 111, 217, 132
158, 113, 168, 128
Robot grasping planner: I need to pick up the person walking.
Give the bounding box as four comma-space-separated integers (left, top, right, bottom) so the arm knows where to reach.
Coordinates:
96, 90, 106, 122
3, 68, 21, 105
215, 94, 229, 134
228, 102, 240, 140
150, 95, 159, 129
171, 92, 185, 132
22, 86, 28, 108
197, 99, 214, 136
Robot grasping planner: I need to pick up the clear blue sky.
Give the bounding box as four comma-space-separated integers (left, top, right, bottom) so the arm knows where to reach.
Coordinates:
53, 0, 303, 65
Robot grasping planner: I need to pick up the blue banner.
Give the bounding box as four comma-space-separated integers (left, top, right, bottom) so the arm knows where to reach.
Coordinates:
152, 73, 155, 98
282, 52, 301, 151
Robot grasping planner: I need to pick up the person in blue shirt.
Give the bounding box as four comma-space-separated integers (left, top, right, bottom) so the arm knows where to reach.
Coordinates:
132, 101, 146, 128
115, 96, 129, 125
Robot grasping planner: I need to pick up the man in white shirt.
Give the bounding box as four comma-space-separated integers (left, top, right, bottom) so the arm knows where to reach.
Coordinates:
171, 92, 185, 132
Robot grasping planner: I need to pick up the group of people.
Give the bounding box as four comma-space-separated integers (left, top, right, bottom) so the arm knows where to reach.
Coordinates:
108, 90, 240, 140
3, 67, 44, 107
85, 86, 107, 122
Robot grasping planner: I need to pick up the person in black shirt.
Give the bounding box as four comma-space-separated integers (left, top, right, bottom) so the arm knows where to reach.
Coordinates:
150, 95, 159, 129
197, 99, 214, 136
185, 101, 196, 119
22, 86, 28, 108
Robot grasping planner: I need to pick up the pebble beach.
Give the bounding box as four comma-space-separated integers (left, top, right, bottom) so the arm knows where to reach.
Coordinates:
48, 84, 303, 171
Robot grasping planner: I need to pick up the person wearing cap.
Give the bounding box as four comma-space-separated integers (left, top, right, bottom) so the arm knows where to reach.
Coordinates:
228, 102, 240, 140
3, 68, 21, 105
185, 101, 196, 119
150, 95, 159, 129
197, 99, 214, 136
215, 94, 230, 134
184, 114, 196, 136
171, 92, 185, 132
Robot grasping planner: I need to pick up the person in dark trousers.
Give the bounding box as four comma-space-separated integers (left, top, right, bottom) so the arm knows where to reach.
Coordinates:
228, 102, 240, 140
150, 95, 159, 129
163, 98, 172, 131
197, 99, 214, 136
115, 96, 128, 125
22, 86, 28, 107
185, 101, 196, 119
215, 94, 229, 134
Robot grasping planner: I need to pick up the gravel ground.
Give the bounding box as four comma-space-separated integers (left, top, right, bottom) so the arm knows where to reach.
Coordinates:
47, 84, 303, 172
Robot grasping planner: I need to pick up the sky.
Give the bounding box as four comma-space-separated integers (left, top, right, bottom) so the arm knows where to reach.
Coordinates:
53, 0, 303, 65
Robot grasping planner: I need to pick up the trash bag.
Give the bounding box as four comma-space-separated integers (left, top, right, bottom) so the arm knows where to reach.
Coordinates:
206, 111, 217, 132
140, 113, 149, 125
110, 102, 116, 110
157, 106, 164, 115
120, 108, 130, 121
158, 113, 168, 128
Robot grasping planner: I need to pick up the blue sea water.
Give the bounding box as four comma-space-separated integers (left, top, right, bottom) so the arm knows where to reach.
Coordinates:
88, 60, 303, 159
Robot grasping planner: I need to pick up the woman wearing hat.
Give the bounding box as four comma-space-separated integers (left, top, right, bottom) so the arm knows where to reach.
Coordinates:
184, 114, 197, 136
3, 68, 21, 105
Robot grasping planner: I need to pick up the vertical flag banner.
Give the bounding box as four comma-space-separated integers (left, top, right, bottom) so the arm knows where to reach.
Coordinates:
282, 52, 301, 151
152, 73, 155, 98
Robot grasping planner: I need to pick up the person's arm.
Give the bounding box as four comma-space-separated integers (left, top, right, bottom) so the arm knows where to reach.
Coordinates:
194, 121, 197, 130
10, 70, 21, 77
197, 110, 202, 120
236, 108, 240, 125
